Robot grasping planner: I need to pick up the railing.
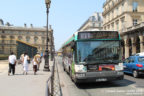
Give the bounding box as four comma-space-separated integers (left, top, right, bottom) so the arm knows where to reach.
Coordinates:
53, 57, 63, 96
120, 22, 144, 33
127, 22, 144, 31
45, 56, 63, 96
45, 58, 55, 96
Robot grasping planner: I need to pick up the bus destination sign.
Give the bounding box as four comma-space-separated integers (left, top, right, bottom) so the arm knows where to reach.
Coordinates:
78, 31, 119, 39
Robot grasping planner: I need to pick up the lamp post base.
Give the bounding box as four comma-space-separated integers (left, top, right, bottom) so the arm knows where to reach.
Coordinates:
44, 50, 50, 71
43, 59, 50, 71
43, 67, 50, 71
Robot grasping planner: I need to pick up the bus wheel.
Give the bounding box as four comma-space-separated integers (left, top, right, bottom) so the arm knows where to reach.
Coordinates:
70, 69, 74, 82
62, 63, 65, 71
133, 70, 139, 78
63, 66, 65, 71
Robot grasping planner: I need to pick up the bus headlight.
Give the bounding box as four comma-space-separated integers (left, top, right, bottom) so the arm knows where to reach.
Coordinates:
75, 73, 86, 77
75, 65, 87, 72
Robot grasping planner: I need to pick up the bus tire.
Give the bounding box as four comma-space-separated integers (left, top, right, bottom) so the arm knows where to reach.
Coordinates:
63, 66, 65, 71
62, 62, 65, 71
70, 69, 74, 82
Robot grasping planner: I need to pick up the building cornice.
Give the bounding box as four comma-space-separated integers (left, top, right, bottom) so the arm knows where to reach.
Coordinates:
0, 26, 46, 32
103, 0, 112, 8
103, 12, 126, 26
103, 11, 144, 26
120, 22, 144, 36
103, 0, 124, 16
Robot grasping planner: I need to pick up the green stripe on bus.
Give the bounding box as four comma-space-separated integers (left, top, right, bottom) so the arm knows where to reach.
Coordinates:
72, 61, 75, 75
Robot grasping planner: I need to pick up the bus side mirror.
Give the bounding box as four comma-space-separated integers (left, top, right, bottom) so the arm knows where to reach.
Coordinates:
71, 42, 75, 49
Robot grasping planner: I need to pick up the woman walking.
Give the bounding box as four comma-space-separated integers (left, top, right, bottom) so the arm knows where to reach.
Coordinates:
32, 53, 41, 75
23, 52, 30, 75
33, 56, 38, 75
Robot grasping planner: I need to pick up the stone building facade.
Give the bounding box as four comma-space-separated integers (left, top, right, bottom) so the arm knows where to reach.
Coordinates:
103, 0, 144, 58
78, 12, 103, 31
0, 19, 54, 55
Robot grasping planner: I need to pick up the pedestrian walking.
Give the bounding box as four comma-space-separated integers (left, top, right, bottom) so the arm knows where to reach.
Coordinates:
40, 52, 43, 59
32, 54, 40, 75
19, 53, 24, 64
22, 52, 30, 75
8, 52, 17, 76
35, 52, 41, 70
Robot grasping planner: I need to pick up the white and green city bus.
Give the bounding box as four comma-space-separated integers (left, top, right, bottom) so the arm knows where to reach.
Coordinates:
62, 31, 124, 83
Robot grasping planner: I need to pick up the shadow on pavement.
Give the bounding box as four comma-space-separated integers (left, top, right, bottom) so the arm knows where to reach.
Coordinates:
76, 79, 135, 89
14, 73, 47, 76
124, 73, 144, 79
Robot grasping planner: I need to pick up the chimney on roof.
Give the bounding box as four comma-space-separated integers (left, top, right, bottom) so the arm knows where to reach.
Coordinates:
24, 23, 27, 27
30, 24, 33, 28
0, 19, 4, 26
49, 25, 52, 30
5, 22, 10, 26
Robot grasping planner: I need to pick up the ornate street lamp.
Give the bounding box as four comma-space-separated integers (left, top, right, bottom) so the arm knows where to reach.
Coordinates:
43, 0, 51, 71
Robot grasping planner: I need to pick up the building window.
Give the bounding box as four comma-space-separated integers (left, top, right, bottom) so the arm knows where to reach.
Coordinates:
18, 31, 21, 35
112, 1, 114, 6
10, 31, 14, 35
121, 3, 124, 13
133, 19, 138, 26
108, 13, 110, 21
2, 31, 5, 34
104, 27, 106, 30
42, 38, 45, 43
35, 32, 38, 35
99, 23, 101, 27
42, 32, 45, 35
27, 32, 30, 35
133, 2, 138, 12
108, 25, 110, 30
116, 21, 119, 31
116, 7, 119, 16
10, 35, 15, 39
92, 23, 95, 27
18, 36, 22, 40
105, 16, 107, 23
91, 16, 95, 21
34, 37, 38, 43
112, 11, 114, 19
26, 36, 30, 42
121, 18, 125, 30
111, 23, 114, 31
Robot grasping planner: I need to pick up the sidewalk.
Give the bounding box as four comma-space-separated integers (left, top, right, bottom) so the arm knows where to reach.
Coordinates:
0, 58, 53, 96
0, 60, 8, 73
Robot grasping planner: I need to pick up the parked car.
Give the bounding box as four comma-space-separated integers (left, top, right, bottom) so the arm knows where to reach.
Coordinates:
123, 55, 144, 78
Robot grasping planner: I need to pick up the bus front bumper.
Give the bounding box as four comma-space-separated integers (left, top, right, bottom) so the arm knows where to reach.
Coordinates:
74, 71, 124, 83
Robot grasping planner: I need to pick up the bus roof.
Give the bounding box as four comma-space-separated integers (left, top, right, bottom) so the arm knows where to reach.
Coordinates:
62, 30, 120, 48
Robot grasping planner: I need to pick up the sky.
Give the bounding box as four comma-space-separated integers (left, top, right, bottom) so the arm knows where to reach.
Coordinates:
0, 0, 105, 51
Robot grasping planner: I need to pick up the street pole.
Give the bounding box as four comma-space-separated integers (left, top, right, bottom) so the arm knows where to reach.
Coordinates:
44, 0, 51, 71
50, 30, 53, 61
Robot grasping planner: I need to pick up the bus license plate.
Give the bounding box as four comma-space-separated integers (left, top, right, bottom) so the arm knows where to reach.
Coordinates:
96, 78, 107, 82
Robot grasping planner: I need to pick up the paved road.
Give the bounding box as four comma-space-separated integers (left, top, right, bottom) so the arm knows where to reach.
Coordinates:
0, 58, 52, 96
57, 57, 144, 96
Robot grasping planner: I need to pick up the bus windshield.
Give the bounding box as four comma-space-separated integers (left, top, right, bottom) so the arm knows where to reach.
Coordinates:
77, 41, 121, 64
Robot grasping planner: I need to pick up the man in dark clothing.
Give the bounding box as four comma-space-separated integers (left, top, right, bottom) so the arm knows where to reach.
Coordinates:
8, 52, 17, 75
